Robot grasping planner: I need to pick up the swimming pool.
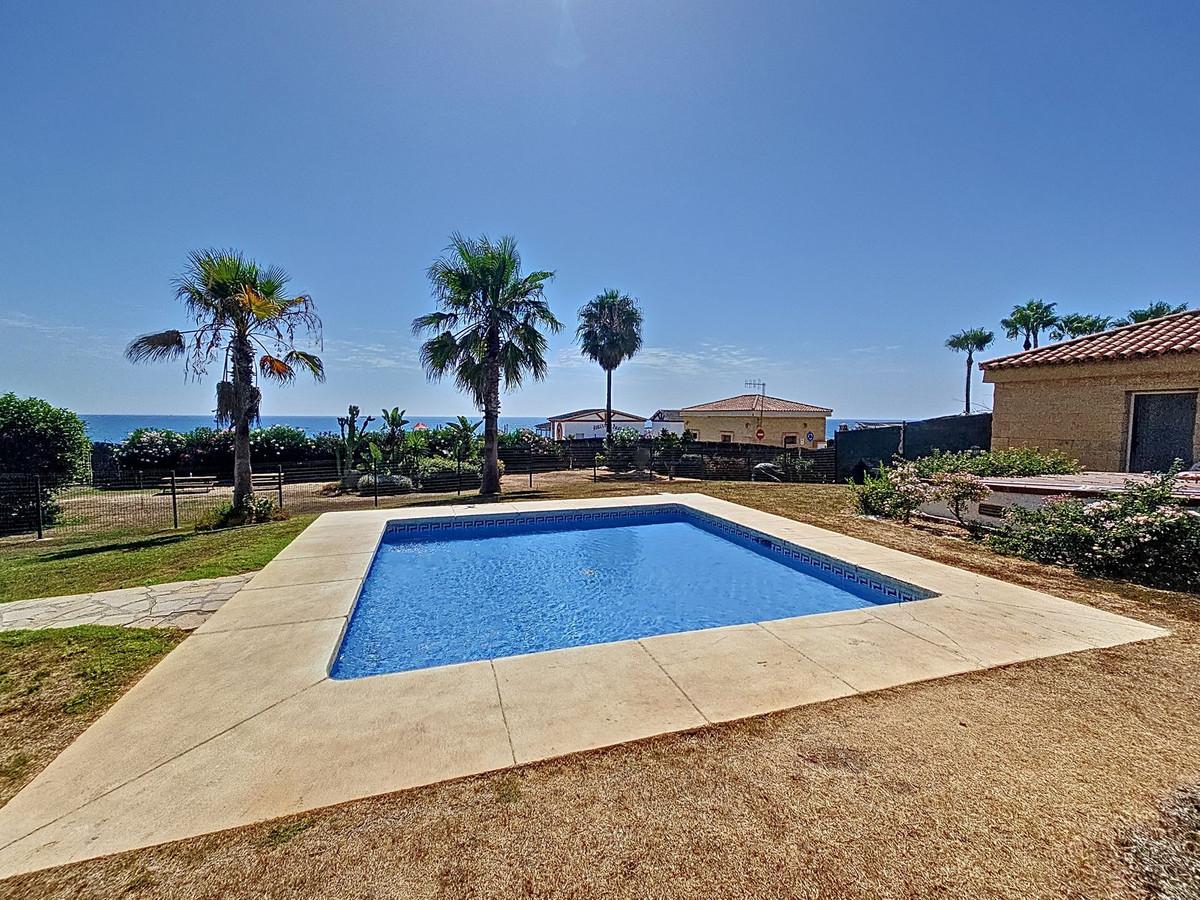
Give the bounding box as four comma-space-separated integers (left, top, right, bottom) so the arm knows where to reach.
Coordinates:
330, 505, 935, 679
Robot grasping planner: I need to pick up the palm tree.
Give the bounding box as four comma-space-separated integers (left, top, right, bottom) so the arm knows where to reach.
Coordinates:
126, 249, 324, 507
1050, 313, 1114, 341
1001, 299, 1058, 350
576, 289, 644, 438
443, 416, 482, 461
1115, 301, 1188, 325
413, 234, 561, 495
945, 328, 995, 415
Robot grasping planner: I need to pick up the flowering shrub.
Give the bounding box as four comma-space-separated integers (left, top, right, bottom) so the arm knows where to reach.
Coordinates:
987, 472, 1200, 591
854, 460, 935, 522
115, 429, 188, 468
929, 471, 990, 526
116, 426, 330, 469
913, 447, 1081, 478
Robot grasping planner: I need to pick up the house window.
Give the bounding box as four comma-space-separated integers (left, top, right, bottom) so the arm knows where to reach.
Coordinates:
783, 433, 798, 447
720, 432, 734, 443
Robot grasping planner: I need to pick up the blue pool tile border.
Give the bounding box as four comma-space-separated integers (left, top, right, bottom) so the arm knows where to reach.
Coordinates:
383, 504, 936, 605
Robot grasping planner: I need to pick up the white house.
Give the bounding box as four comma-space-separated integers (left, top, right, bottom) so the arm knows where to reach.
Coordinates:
538, 408, 647, 440
645, 409, 686, 436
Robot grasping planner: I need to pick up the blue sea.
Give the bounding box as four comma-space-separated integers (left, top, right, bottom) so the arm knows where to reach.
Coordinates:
82, 414, 880, 444
81, 414, 547, 444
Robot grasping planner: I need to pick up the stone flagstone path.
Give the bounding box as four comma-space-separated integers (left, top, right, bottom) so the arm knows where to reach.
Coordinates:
0, 575, 253, 632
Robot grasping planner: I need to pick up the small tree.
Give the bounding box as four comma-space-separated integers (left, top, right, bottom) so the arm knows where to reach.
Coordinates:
0, 394, 91, 531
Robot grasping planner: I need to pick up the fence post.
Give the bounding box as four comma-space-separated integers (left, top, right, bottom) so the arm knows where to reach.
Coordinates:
528, 442, 533, 488
170, 470, 179, 529
372, 460, 379, 508
457, 450, 462, 495
593, 453, 597, 483
35, 475, 44, 539
277, 464, 284, 508
746, 449, 752, 481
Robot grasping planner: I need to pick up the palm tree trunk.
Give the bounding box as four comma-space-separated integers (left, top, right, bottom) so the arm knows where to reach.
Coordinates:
605, 368, 613, 438
231, 337, 254, 508
481, 326, 502, 495
964, 352, 973, 415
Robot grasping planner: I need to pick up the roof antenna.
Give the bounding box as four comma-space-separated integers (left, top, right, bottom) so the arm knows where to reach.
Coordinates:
745, 379, 766, 420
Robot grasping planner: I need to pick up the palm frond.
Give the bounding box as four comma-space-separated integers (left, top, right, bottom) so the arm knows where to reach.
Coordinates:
258, 354, 296, 383
126, 330, 186, 363
284, 349, 326, 382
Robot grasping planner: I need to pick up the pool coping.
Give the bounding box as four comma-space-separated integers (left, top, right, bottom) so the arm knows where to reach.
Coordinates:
0, 493, 1170, 878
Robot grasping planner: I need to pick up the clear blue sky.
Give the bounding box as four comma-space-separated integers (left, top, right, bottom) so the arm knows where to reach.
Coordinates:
2, 1, 1197, 420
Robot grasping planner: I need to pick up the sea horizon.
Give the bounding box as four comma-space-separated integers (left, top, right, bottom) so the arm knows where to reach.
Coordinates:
81, 413, 888, 444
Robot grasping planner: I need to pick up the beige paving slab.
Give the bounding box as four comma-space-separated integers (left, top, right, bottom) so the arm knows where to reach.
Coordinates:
272, 528, 384, 560
640, 624, 857, 722
761, 611, 981, 693
494, 641, 707, 763
0, 619, 343, 850
194, 579, 362, 634
867, 596, 1098, 668
0, 662, 511, 876
247, 552, 374, 589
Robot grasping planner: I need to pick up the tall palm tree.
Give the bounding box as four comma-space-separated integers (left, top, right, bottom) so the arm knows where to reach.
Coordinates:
576, 289, 644, 437
1001, 299, 1058, 350
1050, 313, 1114, 341
945, 328, 995, 415
127, 249, 324, 507
1115, 301, 1188, 325
413, 234, 561, 495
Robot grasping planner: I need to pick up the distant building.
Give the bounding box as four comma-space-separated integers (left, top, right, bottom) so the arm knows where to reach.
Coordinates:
681, 393, 832, 448
540, 407, 647, 440
646, 409, 685, 436
981, 310, 1200, 472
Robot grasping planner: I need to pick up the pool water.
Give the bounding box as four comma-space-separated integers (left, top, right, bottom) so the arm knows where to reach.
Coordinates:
330, 507, 927, 679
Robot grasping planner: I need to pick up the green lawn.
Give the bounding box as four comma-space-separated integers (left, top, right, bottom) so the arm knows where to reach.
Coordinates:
0, 625, 184, 805
0, 516, 315, 604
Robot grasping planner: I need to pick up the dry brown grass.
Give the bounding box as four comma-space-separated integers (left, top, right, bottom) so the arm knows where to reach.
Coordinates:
2, 481, 1198, 900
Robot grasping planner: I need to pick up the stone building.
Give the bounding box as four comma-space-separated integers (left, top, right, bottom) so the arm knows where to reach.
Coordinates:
981, 311, 1200, 472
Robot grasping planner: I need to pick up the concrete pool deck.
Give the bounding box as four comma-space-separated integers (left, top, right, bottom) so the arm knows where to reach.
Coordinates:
0, 494, 1169, 877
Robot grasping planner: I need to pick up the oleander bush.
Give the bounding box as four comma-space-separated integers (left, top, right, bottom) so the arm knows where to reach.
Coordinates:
986, 471, 1200, 591
912, 447, 1081, 478
854, 460, 934, 522
115, 425, 338, 470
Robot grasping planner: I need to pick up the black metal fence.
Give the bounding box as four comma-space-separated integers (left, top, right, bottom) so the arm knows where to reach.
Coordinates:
834, 413, 993, 483
3, 438, 834, 540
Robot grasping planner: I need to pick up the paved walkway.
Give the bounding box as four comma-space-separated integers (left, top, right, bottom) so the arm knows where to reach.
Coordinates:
0, 575, 252, 632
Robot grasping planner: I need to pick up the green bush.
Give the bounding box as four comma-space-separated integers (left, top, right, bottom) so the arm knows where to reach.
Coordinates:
0, 394, 91, 531
194, 496, 285, 531
986, 471, 1200, 591
913, 447, 1081, 478
602, 428, 641, 473
853, 460, 934, 522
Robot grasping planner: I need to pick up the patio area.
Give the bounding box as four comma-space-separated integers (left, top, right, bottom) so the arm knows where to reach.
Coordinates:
0, 494, 1168, 878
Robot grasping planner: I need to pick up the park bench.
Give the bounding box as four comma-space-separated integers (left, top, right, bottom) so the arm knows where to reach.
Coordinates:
158, 475, 217, 494
251, 471, 285, 491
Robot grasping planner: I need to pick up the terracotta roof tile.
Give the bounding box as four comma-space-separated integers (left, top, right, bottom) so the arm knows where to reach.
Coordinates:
682, 393, 833, 415
980, 310, 1200, 370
